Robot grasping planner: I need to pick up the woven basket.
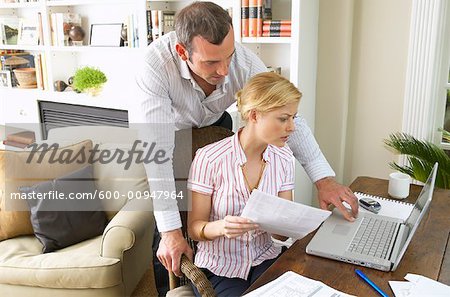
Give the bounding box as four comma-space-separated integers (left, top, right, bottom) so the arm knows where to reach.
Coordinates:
13, 68, 37, 88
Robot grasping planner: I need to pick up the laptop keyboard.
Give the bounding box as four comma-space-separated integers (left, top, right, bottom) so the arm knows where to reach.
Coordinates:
347, 217, 397, 259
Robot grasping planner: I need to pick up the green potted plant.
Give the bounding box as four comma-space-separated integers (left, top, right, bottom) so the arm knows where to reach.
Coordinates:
384, 132, 450, 189
72, 66, 107, 96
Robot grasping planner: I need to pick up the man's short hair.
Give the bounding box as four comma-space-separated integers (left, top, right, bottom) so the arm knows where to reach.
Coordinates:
175, 1, 233, 53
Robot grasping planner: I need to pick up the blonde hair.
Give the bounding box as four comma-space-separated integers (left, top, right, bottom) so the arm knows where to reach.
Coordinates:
236, 72, 302, 121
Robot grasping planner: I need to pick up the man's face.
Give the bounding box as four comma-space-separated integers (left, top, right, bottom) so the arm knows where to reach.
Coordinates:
184, 28, 235, 86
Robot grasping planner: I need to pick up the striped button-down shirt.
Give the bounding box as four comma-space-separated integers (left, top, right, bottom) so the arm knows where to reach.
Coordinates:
187, 132, 295, 279
130, 31, 334, 232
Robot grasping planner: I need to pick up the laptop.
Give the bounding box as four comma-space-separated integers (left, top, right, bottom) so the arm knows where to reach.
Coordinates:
306, 163, 438, 271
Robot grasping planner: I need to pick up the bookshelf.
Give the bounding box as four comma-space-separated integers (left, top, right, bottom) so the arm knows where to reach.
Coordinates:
1, 0, 317, 203
1, 0, 309, 118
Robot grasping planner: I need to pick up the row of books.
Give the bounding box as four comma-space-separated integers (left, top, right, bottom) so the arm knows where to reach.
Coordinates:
146, 10, 175, 44
261, 20, 292, 37
0, 15, 43, 46
241, 0, 291, 38
33, 52, 47, 90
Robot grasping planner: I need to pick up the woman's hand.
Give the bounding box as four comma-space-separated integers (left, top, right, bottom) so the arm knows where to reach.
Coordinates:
221, 215, 259, 238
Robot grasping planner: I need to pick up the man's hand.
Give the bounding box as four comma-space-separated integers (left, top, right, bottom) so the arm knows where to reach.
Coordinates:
157, 228, 193, 277
316, 177, 358, 221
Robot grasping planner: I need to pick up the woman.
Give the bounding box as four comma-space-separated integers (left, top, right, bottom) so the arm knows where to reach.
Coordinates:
187, 72, 302, 296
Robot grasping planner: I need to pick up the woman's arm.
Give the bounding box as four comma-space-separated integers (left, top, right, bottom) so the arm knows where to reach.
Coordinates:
188, 191, 259, 241
271, 190, 293, 241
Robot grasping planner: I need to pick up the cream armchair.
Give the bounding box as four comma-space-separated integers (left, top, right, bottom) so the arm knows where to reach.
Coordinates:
0, 126, 157, 297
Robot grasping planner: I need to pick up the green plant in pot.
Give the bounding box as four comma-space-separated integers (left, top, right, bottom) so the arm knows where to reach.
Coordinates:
72, 66, 107, 96
384, 132, 450, 189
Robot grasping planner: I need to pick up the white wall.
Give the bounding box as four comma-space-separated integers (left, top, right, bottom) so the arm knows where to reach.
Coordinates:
294, 0, 319, 205
315, 0, 354, 183
316, 0, 413, 187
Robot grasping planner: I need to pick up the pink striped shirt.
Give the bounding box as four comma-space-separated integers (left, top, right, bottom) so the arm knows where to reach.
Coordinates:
187, 131, 295, 279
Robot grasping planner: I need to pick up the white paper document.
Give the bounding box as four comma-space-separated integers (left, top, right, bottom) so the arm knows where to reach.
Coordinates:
243, 271, 354, 297
241, 189, 331, 240
389, 273, 450, 297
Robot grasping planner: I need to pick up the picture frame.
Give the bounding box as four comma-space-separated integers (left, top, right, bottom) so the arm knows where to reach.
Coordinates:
89, 23, 122, 47
0, 17, 20, 45
0, 70, 12, 88
18, 18, 39, 46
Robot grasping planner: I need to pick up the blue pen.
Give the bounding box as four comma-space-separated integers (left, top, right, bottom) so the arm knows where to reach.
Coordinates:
355, 269, 389, 297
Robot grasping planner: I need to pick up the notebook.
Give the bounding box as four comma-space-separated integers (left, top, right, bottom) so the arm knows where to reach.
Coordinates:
355, 192, 414, 222
306, 163, 438, 271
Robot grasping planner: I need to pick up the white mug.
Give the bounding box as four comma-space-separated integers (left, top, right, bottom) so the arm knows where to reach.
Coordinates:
388, 172, 411, 199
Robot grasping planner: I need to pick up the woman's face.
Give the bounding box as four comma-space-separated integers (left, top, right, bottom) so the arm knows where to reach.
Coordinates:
255, 102, 299, 147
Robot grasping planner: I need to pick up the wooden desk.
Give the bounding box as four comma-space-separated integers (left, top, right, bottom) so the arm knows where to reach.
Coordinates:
247, 176, 450, 296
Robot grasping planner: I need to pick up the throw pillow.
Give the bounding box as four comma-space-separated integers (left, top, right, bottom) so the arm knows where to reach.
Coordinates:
21, 165, 107, 253
0, 140, 93, 241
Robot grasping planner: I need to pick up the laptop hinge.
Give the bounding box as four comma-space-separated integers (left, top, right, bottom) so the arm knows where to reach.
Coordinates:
389, 224, 408, 262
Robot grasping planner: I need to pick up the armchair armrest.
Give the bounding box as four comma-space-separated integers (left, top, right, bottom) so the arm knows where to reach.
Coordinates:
101, 198, 155, 260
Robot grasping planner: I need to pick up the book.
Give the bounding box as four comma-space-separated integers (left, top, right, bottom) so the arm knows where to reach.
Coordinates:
3, 139, 30, 149
6, 130, 35, 145
248, 0, 260, 37
241, 0, 249, 37
263, 0, 272, 20
18, 17, 39, 46
262, 31, 291, 37
150, 10, 159, 41
263, 20, 291, 25
33, 53, 43, 90
146, 10, 152, 44
37, 12, 43, 45
355, 192, 414, 222
262, 24, 291, 32
256, 0, 263, 37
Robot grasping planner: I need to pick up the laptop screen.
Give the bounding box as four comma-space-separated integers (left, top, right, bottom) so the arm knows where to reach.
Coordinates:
392, 163, 438, 270
405, 165, 436, 230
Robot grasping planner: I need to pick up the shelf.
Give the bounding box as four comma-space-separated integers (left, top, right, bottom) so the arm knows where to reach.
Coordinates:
2, 87, 125, 110
241, 37, 292, 44
0, 2, 42, 9
43, 89, 126, 110
2, 87, 46, 97
0, 45, 45, 51
48, 45, 143, 52
45, 0, 133, 6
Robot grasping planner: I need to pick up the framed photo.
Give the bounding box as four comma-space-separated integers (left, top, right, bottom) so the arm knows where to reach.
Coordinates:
18, 18, 39, 46
0, 70, 12, 88
0, 17, 20, 45
89, 23, 122, 47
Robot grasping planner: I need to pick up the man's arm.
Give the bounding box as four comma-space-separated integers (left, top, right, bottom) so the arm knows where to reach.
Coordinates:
130, 52, 192, 276
288, 116, 358, 220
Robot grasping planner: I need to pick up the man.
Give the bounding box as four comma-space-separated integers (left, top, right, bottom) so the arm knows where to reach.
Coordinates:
131, 1, 358, 284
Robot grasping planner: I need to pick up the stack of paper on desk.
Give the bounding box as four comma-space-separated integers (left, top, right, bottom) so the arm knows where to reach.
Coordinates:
389, 273, 450, 296
240, 189, 331, 240
243, 271, 354, 297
